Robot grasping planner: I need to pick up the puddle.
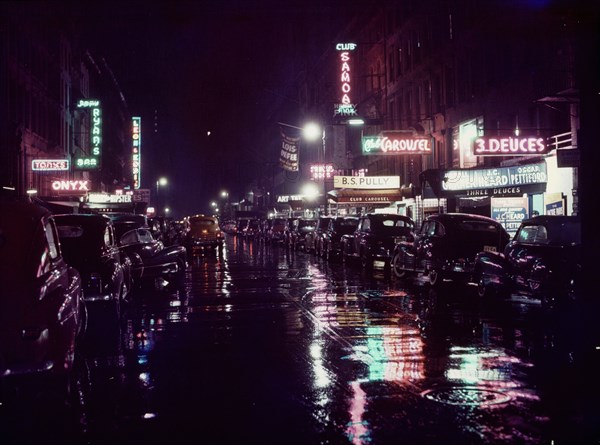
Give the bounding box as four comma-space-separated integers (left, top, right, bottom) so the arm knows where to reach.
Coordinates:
421, 386, 511, 407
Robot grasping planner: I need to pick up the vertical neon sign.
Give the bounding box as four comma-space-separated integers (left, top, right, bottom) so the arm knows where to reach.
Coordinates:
334, 43, 358, 117
132, 117, 141, 189
75, 99, 101, 169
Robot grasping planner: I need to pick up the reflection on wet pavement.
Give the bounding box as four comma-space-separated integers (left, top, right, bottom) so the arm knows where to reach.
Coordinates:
2, 235, 598, 444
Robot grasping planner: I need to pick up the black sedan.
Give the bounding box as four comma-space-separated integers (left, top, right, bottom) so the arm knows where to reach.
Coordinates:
0, 198, 84, 385
391, 213, 510, 287
474, 215, 581, 308
118, 227, 187, 289
55, 213, 132, 320
342, 213, 415, 272
319, 215, 359, 261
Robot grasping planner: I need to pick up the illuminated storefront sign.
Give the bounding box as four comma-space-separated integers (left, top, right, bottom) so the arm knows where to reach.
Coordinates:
51, 180, 90, 193
310, 164, 336, 180
442, 162, 547, 196
277, 194, 304, 203
132, 117, 141, 189
473, 136, 547, 156
32, 159, 69, 171
334, 43, 357, 117
88, 193, 133, 203
74, 157, 99, 169
362, 133, 432, 155
75, 99, 101, 169
334, 176, 400, 189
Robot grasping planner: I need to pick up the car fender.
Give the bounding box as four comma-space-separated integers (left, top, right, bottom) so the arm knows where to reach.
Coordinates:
473, 251, 510, 287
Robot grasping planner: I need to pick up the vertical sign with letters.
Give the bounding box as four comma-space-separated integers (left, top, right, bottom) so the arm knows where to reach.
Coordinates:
132, 117, 141, 189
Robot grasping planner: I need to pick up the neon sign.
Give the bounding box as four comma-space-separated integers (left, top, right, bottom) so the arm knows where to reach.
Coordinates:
334, 43, 357, 117
132, 117, 141, 189
75, 99, 101, 169
88, 193, 133, 203
362, 134, 432, 155
74, 157, 98, 169
51, 180, 90, 193
473, 136, 547, 156
32, 159, 69, 171
310, 164, 336, 180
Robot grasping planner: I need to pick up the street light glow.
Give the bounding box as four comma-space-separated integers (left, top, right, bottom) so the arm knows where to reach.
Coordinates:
158, 177, 168, 187
301, 182, 319, 200
303, 122, 322, 142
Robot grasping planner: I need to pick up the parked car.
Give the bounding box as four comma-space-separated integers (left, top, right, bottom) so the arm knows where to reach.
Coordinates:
241, 219, 261, 239
184, 214, 224, 253
119, 227, 187, 289
473, 215, 581, 307
304, 216, 332, 255
319, 216, 360, 261
104, 212, 149, 241
342, 213, 415, 272
0, 198, 85, 383
391, 213, 510, 287
54, 214, 133, 320
283, 217, 299, 248
266, 217, 287, 245
290, 217, 318, 251
220, 219, 237, 235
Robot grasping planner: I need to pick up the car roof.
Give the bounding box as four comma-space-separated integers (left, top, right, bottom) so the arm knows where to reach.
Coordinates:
521, 215, 580, 225
427, 213, 498, 223
54, 213, 112, 228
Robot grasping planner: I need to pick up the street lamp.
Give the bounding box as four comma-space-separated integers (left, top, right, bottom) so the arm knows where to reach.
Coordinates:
156, 176, 168, 193
156, 177, 168, 216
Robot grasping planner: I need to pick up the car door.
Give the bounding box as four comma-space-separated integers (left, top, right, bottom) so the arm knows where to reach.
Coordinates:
414, 220, 442, 271
505, 224, 548, 292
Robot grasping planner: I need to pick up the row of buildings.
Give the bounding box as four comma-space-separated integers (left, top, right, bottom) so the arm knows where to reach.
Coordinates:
0, 3, 146, 214
243, 0, 595, 234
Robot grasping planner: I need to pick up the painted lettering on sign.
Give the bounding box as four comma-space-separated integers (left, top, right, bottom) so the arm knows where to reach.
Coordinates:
333, 176, 400, 189
442, 163, 547, 192
473, 136, 547, 156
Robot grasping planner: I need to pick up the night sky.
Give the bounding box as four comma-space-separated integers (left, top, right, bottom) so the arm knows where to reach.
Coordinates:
44, 0, 360, 218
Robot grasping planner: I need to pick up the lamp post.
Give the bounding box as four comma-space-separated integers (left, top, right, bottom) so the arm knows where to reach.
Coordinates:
156, 177, 168, 216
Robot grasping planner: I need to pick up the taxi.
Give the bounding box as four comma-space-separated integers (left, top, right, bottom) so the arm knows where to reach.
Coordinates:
184, 214, 224, 253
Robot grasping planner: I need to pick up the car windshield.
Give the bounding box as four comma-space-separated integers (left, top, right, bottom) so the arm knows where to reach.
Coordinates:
190, 218, 215, 227
455, 220, 506, 244
121, 228, 155, 245
333, 218, 358, 233
516, 221, 580, 245
298, 220, 317, 228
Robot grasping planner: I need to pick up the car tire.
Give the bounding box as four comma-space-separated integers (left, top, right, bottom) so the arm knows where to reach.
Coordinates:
476, 277, 493, 299
391, 252, 407, 279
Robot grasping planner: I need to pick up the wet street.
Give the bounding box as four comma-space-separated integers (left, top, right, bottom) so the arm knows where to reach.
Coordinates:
2, 234, 599, 445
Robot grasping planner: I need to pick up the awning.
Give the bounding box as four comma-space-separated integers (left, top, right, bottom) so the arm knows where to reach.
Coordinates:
327, 188, 403, 204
